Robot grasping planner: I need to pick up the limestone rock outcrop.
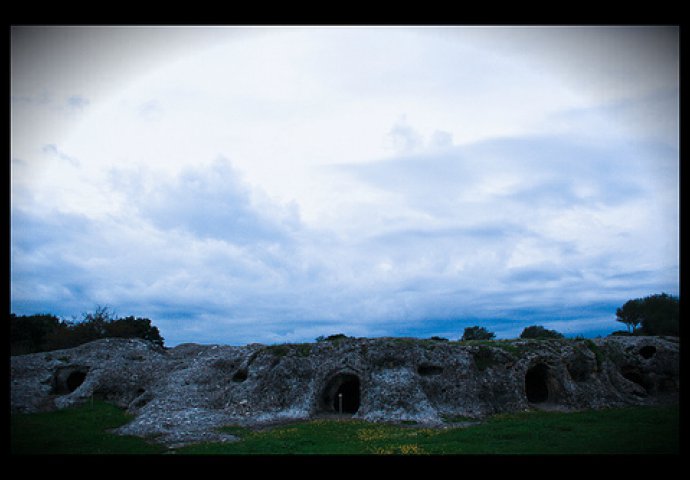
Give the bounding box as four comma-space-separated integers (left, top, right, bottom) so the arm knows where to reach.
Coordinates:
10, 335, 679, 446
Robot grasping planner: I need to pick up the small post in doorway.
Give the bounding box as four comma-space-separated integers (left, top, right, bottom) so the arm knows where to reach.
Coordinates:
338, 393, 343, 415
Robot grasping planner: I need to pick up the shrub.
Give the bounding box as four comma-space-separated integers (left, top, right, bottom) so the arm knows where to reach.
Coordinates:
519, 325, 564, 340
461, 326, 495, 341
315, 333, 350, 343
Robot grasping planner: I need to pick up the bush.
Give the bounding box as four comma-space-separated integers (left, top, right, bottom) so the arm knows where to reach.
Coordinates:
104, 315, 164, 347
315, 333, 350, 342
461, 326, 495, 341
519, 325, 564, 340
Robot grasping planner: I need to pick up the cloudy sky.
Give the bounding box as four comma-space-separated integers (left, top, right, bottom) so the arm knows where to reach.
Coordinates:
10, 26, 679, 346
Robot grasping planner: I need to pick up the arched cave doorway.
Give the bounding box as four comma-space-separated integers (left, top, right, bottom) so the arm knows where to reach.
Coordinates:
525, 363, 550, 403
321, 373, 361, 414
52, 366, 89, 395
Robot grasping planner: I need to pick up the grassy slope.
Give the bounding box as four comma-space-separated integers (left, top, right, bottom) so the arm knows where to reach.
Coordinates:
11, 401, 678, 455
10, 400, 167, 455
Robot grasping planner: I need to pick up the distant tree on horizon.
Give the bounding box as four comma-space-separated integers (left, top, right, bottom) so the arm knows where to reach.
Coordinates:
461, 326, 496, 341
616, 293, 679, 336
315, 333, 349, 342
519, 325, 564, 340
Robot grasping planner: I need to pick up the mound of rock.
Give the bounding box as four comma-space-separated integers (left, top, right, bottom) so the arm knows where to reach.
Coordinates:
10, 335, 679, 447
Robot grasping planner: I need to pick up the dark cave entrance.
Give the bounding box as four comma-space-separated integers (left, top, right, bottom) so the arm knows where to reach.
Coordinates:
66, 371, 87, 392
525, 363, 550, 403
321, 373, 361, 414
52, 366, 90, 395
638, 345, 657, 359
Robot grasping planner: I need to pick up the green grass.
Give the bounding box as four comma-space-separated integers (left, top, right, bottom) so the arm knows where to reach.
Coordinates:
10, 400, 167, 454
179, 405, 679, 455
11, 402, 679, 455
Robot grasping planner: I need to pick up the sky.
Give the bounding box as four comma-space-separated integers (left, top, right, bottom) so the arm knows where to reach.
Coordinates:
10, 25, 679, 346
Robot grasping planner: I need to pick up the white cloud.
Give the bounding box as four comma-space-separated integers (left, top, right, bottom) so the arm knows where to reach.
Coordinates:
387, 116, 424, 154
41, 143, 80, 167
11, 26, 679, 345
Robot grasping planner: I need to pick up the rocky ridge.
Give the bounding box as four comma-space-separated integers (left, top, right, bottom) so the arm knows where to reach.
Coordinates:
10, 335, 679, 447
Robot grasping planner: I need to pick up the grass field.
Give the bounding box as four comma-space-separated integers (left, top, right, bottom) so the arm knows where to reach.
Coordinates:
11, 401, 679, 455
10, 401, 167, 455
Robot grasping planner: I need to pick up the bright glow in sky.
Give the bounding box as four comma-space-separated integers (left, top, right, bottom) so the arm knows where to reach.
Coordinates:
10, 26, 679, 345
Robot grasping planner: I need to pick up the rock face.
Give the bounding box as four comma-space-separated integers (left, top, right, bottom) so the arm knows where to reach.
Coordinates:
10, 335, 679, 447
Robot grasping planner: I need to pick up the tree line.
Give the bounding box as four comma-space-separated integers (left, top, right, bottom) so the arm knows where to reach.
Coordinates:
317, 293, 679, 342
460, 293, 679, 341
10, 306, 164, 355
11, 293, 678, 355
460, 324, 563, 341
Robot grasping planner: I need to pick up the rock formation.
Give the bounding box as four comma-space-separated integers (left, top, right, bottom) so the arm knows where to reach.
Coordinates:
10, 335, 679, 447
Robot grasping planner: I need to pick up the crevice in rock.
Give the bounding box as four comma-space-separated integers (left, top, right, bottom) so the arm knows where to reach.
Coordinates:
621, 365, 652, 395
232, 369, 248, 383
417, 364, 443, 376
567, 361, 591, 382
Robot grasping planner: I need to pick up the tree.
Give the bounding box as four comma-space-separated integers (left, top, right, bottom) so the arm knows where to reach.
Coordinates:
616, 293, 679, 336
10, 307, 165, 354
639, 293, 679, 336
616, 299, 644, 334
519, 325, 564, 340
461, 326, 495, 341
10, 313, 62, 355
106, 316, 165, 347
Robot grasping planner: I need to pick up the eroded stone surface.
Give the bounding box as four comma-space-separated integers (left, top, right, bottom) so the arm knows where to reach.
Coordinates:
10, 335, 679, 446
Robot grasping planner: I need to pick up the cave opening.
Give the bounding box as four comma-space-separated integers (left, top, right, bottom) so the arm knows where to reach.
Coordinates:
66, 371, 87, 392
638, 346, 657, 359
52, 366, 89, 395
232, 369, 248, 382
525, 363, 550, 403
321, 373, 361, 414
